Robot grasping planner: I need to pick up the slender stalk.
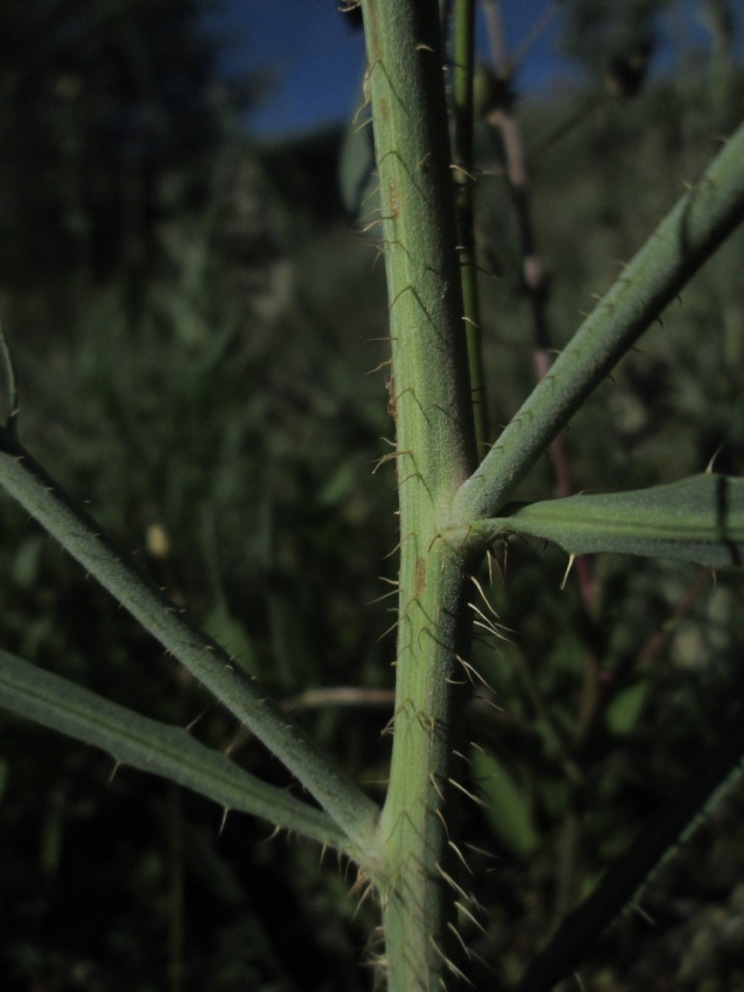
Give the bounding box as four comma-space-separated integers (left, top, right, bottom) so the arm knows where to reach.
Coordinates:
360, 0, 478, 986
0, 427, 381, 860
454, 118, 744, 523
452, 0, 489, 452
516, 698, 744, 992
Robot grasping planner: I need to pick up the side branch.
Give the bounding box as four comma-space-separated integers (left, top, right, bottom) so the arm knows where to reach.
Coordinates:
0, 648, 352, 854
0, 428, 381, 860
454, 119, 744, 523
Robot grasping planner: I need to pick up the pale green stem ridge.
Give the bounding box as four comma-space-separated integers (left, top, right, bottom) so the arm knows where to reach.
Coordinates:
455, 119, 744, 523
0, 428, 381, 862
361, 0, 477, 986
379, 544, 474, 991
0, 648, 352, 855
363, 0, 476, 499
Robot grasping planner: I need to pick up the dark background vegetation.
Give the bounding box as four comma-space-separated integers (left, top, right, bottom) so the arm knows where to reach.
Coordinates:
1, 2, 744, 990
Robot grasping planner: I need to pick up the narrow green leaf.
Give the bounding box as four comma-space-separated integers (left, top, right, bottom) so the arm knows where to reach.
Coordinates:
476, 474, 744, 568
471, 747, 539, 860
0, 648, 352, 854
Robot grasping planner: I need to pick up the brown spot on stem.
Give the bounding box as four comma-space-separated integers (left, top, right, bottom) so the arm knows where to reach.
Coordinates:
415, 556, 426, 598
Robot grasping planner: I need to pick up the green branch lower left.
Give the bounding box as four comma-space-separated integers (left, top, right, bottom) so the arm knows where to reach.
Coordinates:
0, 648, 351, 854
0, 427, 381, 863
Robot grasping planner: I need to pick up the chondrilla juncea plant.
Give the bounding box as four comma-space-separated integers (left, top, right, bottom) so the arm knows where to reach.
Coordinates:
3, 1, 744, 988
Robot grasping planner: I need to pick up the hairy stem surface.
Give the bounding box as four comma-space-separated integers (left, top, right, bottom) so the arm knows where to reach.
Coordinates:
361, 0, 478, 986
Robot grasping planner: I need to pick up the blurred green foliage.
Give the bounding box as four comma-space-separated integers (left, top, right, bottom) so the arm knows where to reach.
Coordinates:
1, 2, 744, 990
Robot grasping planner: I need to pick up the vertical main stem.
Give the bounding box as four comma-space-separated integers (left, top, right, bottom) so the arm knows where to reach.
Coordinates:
360, 0, 478, 987
362, 0, 476, 495
380, 543, 475, 990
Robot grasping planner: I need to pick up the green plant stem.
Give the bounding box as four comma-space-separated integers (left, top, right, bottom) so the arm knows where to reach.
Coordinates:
452, 0, 489, 453
454, 119, 744, 524
379, 544, 475, 990
0, 427, 381, 862
0, 648, 352, 854
360, 0, 478, 986
362, 2, 476, 494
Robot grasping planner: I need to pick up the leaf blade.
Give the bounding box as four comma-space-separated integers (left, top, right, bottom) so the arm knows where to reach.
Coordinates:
0, 648, 352, 855
476, 474, 744, 568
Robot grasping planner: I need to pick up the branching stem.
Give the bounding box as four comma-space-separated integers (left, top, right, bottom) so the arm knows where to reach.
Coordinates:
455, 119, 744, 523
0, 428, 381, 862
